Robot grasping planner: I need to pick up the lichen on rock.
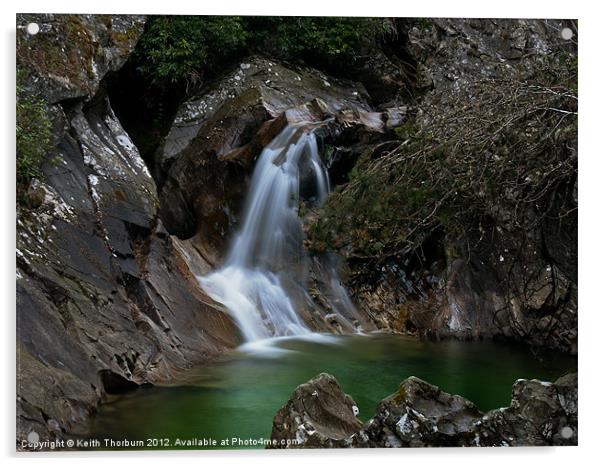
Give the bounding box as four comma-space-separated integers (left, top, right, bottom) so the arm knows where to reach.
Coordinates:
270, 372, 578, 448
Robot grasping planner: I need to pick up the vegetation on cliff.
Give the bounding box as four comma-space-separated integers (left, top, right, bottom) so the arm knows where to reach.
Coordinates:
133, 16, 393, 86
16, 72, 51, 190
307, 55, 578, 262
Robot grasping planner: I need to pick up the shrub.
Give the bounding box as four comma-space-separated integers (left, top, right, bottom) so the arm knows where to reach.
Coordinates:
134, 16, 248, 85
16, 74, 51, 188
133, 16, 393, 86
307, 54, 578, 263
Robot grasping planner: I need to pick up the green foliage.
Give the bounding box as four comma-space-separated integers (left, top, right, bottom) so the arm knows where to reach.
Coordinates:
16, 74, 51, 188
134, 16, 248, 84
133, 16, 393, 85
246, 17, 392, 64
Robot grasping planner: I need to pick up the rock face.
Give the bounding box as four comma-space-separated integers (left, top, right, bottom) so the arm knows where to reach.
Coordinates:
16, 13, 578, 449
154, 56, 402, 261
270, 372, 578, 448
17, 14, 146, 104
16, 14, 238, 447
340, 18, 577, 354
152, 56, 406, 335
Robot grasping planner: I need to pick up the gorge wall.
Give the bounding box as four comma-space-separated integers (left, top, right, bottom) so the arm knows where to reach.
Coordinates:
16, 14, 241, 443
16, 14, 578, 444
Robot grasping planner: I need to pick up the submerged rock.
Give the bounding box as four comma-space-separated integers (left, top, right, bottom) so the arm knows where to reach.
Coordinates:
270, 372, 577, 448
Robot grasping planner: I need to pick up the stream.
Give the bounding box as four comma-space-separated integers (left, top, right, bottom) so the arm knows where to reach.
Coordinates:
87, 124, 575, 449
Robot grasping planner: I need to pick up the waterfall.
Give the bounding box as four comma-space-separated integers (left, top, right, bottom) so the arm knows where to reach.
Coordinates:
199, 124, 346, 342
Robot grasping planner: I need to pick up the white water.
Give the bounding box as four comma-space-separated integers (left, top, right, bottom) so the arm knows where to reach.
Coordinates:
199, 124, 349, 342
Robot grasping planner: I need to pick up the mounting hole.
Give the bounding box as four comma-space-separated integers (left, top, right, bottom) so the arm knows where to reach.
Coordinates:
26, 22, 40, 35
561, 27, 574, 41
27, 431, 40, 443
560, 426, 574, 439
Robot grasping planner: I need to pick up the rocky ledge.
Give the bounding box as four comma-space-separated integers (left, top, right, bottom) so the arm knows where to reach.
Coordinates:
270, 372, 578, 448
16, 14, 240, 446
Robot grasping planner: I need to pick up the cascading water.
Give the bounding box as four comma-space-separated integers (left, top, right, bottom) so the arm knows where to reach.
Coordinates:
199, 124, 349, 343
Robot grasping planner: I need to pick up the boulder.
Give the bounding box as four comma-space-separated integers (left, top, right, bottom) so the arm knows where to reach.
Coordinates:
269, 373, 363, 448
270, 372, 578, 448
474, 373, 578, 446
155, 56, 372, 176
355, 376, 483, 447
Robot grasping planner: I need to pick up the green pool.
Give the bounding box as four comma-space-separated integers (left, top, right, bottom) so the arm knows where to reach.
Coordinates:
87, 333, 576, 449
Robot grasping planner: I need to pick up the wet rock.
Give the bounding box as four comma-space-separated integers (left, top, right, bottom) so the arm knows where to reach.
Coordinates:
270, 372, 578, 448
16, 15, 239, 448
474, 373, 578, 446
155, 56, 372, 174
269, 373, 363, 448
156, 56, 405, 258
355, 376, 483, 447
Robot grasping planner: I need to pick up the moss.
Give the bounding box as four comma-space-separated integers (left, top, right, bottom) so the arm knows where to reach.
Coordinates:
16, 15, 99, 89
16, 70, 52, 192
110, 24, 141, 47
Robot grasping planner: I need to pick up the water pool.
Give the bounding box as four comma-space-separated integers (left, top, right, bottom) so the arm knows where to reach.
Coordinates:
87, 333, 575, 449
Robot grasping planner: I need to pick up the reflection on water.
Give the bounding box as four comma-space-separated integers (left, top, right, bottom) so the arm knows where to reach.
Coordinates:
88, 334, 575, 449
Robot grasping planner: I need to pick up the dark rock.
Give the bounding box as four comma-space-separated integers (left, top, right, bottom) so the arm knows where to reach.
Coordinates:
16, 14, 239, 448
156, 56, 405, 259
474, 373, 578, 446
405, 19, 576, 93
269, 373, 362, 448
355, 376, 483, 447
155, 56, 372, 175
270, 372, 578, 448
343, 18, 577, 354
17, 14, 145, 104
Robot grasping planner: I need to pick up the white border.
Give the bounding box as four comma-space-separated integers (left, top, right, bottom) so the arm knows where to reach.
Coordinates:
2, 1, 599, 465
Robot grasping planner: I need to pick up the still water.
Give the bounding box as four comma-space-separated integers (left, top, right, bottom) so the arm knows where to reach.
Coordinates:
88, 334, 575, 449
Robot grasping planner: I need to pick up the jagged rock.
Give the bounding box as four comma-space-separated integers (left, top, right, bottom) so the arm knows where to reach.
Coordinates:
16, 14, 238, 448
270, 373, 577, 448
344, 18, 577, 354
269, 373, 363, 448
405, 19, 576, 93
156, 56, 405, 259
17, 14, 145, 103
355, 376, 483, 447
155, 56, 372, 175
474, 373, 578, 446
